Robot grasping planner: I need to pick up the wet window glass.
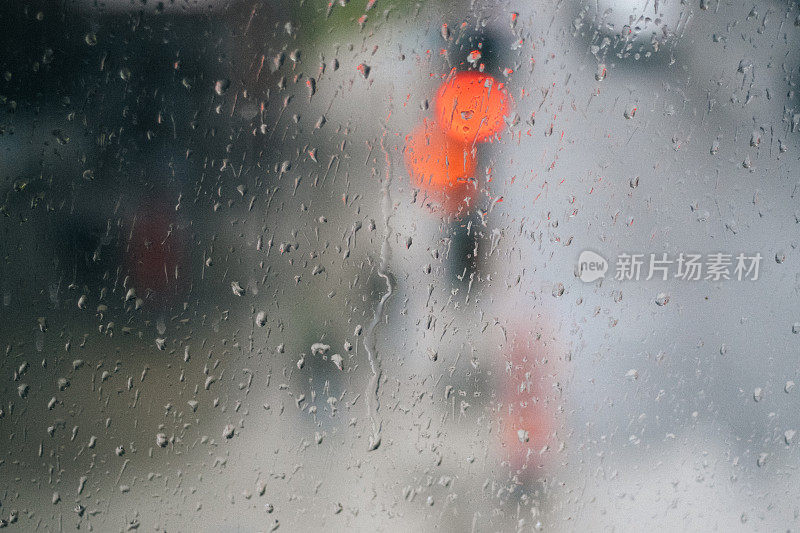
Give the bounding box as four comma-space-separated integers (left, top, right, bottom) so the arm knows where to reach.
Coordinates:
1, 0, 799, 530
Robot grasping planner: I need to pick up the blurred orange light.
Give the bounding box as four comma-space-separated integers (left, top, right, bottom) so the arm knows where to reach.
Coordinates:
435, 70, 510, 143
404, 119, 476, 212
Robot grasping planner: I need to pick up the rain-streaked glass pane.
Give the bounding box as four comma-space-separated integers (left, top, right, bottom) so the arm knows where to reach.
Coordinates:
1, 0, 799, 530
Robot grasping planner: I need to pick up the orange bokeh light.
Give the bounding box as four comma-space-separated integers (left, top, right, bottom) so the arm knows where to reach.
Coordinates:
435, 70, 510, 143
403, 118, 477, 212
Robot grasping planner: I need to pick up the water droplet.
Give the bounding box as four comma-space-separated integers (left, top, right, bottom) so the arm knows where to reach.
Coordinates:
311, 343, 330, 356
231, 281, 245, 296
552, 283, 564, 297
214, 79, 230, 96
595, 63, 607, 81
753, 387, 764, 402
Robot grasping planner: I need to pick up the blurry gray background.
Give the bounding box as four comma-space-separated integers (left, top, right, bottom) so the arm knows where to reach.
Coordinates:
0, 0, 799, 531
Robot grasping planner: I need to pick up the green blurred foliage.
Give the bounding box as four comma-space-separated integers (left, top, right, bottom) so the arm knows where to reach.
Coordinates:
289, 0, 422, 43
